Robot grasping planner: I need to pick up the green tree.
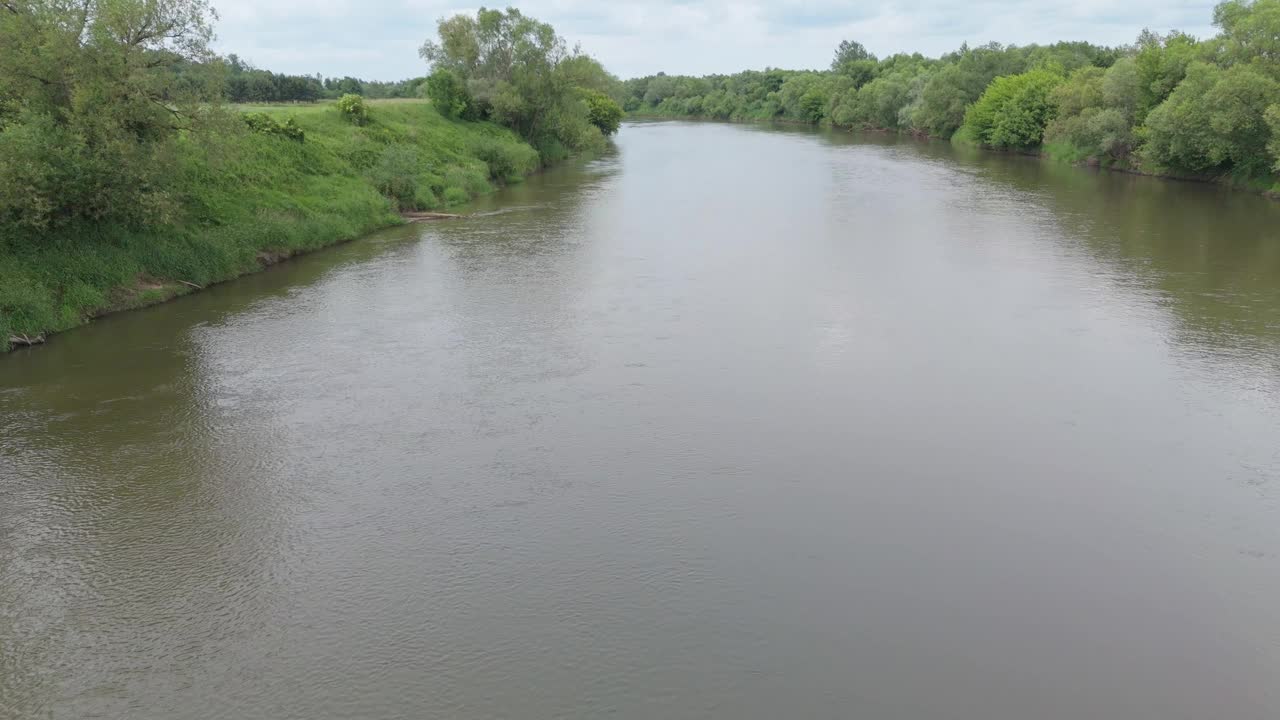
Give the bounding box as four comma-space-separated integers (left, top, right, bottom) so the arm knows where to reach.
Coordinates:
832, 40, 874, 68
583, 90, 623, 135
1133, 29, 1201, 123
1049, 66, 1105, 118
1143, 61, 1280, 175
1101, 57, 1141, 118
961, 69, 1064, 149
418, 7, 612, 156
425, 68, 472, 118
0, 0, 219, 231
1266, 104, 1280, 170
1211, 0, 1280, 73
873, 76, 914, 128
911, 65, 972, 136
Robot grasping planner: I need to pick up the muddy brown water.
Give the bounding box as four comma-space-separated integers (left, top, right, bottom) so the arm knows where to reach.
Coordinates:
3, 121, 1280, 719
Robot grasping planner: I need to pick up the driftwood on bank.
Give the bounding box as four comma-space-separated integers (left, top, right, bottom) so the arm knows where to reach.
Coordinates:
8, 333, 45, 347
402, 211, 464, 222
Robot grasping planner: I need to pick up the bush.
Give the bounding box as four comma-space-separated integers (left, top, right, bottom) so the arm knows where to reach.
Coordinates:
369, 144, 420, 211
442, 186, 470, 205
280, 118, 306, 142
0, 109, 175, 232
583, 90, 623, 136
1143, 62, 1279, 175
1049, 67, 1104, 118
962, 69, 1063, 149
472, 137, 540, 181
443, 166, 491, 197
425, 68, 472, 119
1046, 107, 1134, 162
242, 113, 305, 142
336, 94, 369, 125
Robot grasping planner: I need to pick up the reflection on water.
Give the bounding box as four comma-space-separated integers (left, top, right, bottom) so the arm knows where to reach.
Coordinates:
3, 122, 1280, 720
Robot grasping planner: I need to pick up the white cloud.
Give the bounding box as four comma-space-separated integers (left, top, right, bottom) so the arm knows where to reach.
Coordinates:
209, 0, 1220, 80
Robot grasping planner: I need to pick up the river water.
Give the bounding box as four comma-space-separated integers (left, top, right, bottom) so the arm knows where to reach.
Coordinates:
3, 122, 1280, 719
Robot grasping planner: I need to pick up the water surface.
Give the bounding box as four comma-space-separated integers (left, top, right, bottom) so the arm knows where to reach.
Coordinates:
3, 122, 1280, 719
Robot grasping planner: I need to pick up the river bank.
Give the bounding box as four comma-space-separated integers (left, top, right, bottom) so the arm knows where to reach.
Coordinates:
0, 100, 542, 352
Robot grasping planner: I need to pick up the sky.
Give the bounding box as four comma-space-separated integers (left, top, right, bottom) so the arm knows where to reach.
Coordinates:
211, 0, 1220, 81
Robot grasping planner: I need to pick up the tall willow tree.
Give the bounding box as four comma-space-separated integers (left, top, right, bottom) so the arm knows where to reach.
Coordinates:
0, 0, 221, 232
419, 6, 622, 159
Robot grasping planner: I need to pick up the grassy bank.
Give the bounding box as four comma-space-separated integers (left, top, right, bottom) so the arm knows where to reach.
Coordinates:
0, 99, 540, 351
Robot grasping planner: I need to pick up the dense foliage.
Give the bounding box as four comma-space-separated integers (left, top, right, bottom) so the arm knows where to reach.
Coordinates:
418, 7, 624, 158
222, 54, 426, 103
425, 68, 473, 119
623, 0, 1280, 184
961, 69, 1064, 149
0, 0, 220, 231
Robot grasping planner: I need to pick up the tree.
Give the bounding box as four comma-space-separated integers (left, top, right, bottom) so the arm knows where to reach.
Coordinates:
329, 76, 364, 96
1049, 66, 1105, 118
425, 68, 472, 118
1266, 104, 1280, 170
1211, 0, 1280, 73
961, 68, 1064, 149
0, 0, 220, 231
1101, 57, 1141, 118
832, 40, 874, 69
1044, 62, 1139, 161
911, 65, 973, 137
583, 90, 623, 135
1133, 29, 1200, 123
418, 7, 615, 156
1143, 61, 1280, 175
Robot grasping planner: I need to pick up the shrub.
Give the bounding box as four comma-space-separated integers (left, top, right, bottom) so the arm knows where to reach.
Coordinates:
471, 138, 539, 181
443, 166, 491, 196
1045, 107, 1134, 162
962, 69, 1063, 149
369, 144, 420, 210
0, 109, 175, 232
442, 186, 470, 205
336, 94, 369, 125
583, 90, 624, 136
279, 118, 306, 142
425, 68, 472, 119
242, 113, 305, 142
414, 187, 441, 210
1143, 62, 1279, 175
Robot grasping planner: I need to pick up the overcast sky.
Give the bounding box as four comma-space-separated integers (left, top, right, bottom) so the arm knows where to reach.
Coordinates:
211, 0, 1219, 81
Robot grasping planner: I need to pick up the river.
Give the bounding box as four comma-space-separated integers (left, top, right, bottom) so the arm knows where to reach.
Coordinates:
3, 121, 1280, 719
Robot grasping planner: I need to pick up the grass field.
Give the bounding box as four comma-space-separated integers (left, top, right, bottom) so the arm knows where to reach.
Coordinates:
0, 100, 541, 350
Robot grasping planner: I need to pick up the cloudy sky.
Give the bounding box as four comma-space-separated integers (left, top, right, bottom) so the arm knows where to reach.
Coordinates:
211, 0, 1219, 81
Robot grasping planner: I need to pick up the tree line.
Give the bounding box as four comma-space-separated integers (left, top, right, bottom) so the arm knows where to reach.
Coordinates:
620, 0, 1280, 184
221, 55, 428, 104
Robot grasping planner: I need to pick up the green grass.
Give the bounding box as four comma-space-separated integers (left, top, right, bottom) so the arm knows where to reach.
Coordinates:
0, 100, 541, 350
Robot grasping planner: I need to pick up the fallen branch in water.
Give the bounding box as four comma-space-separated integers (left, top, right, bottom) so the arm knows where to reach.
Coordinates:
8, 333, 45, 347
402, 211, 464, 222
178, 280, 204, 290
